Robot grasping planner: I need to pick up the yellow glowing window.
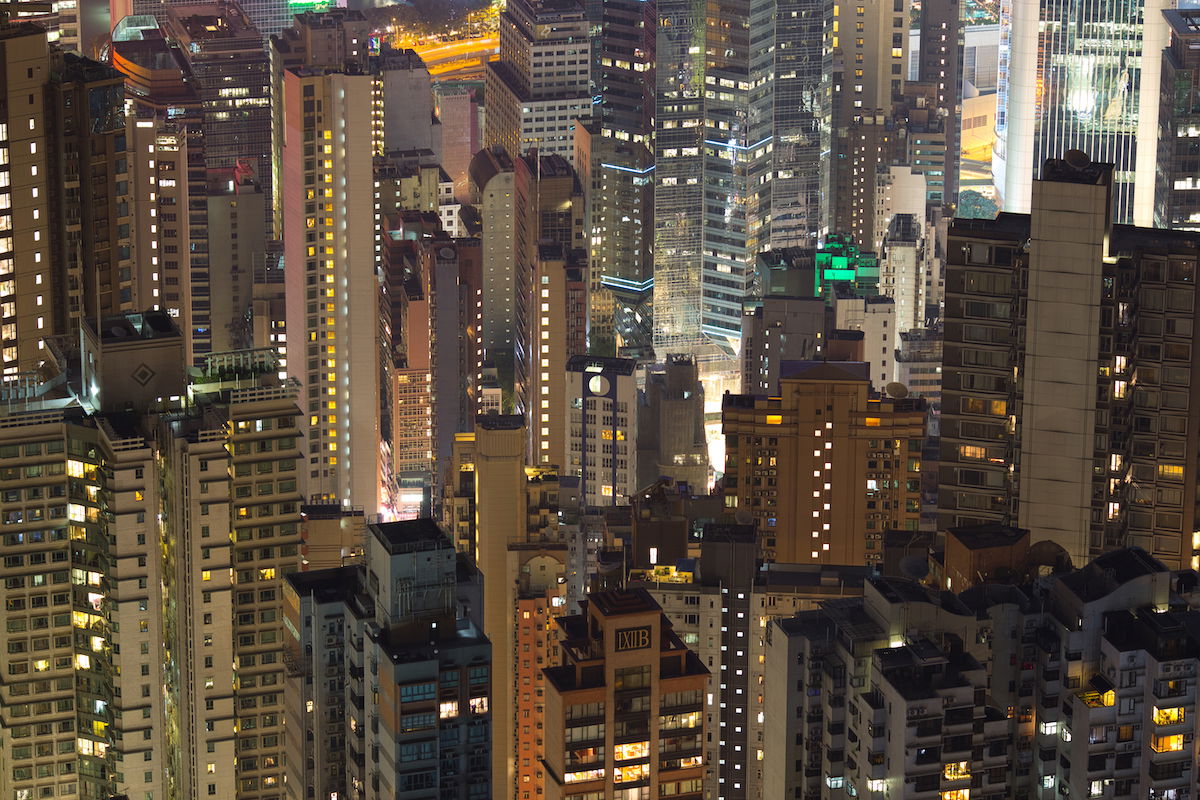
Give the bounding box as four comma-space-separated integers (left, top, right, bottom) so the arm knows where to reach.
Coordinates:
614, 764, 649, 784
943, 762, 970, 780
201, 571, 211, 581
765, 414, 782, 425
259, 568, 276, 581
1154, 706, 1185, 725
33, 659, 49, 672
958, 445, 985, 460
613, 741, 650, 760
1152, 734, 1184, 753
940, 791, 970, 800
564, 769, 604, 783
1159, 464, 1185, 480
865, 417, 881, 427
75, 654, 91, 670
439, 700, 458, 719
322, 130, 332, 140
601, 485, 614, 497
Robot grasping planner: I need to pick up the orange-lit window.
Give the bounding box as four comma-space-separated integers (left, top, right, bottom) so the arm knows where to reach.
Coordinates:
865, 417, 881, 427
1152, 734, 1184, 752
765, 414, 782, 425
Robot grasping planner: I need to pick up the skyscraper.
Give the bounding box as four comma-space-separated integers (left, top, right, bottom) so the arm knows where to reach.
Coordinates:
940, 153, 1200, 568
994, 0, 1168, 223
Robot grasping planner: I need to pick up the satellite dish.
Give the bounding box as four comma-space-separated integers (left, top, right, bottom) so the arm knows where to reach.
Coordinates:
109, 326, 128, 338
439, 247, 456, 259
885, 382, 909, 399
1064, 150, 1090, 170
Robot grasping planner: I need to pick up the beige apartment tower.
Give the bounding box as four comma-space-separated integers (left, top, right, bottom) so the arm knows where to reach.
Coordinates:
723, 362, 926, 565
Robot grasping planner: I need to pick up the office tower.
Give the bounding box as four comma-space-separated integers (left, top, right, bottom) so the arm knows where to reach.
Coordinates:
940, 154, 1200, 569
574, 124, 655, 352
994, 0, 1166, 223
542, 588, 709, 800
50, 54, 134, 343
283, 519, 492, 800
637, 355, 710, 491
576, 0, 655, 347
653, 0, 830, 363
722, 361, 926, 564
1156, 9, 1200, 231
0, 22, 133, 376
164, 2, 272, 231
531, 243, 588, 467
566, 355, 638, 506
275, 31, 387, 511
484, 0, 592, 162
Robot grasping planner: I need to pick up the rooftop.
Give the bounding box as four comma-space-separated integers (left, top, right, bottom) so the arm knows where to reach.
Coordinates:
948, 523, 1029, 551
369, 518, 450, 555
589, 588, 661, 617
780, 360, 871, 383
566, 354, 637, 375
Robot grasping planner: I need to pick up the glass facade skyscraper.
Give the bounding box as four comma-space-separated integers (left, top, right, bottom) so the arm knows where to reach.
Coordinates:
995, 0, 1167, 223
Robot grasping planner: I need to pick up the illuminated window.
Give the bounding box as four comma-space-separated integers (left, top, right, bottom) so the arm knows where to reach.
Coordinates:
1154, 706, 1185, 725
469, 696, 488, 714
613, 741, 649, 760
943, 762, 970, 780
867, 779, 885, 792
940, 791, 970, 800
614, 764, 649, 784
765, 414, 782, 425
1152, 734, 1184, 752
1159, 464, 1184, 481
439, 700, 458, 719
564, 769, 604, 783
1039, 721, 1057, 736
201, 571, 211, 582
864, 417, 881, 427
958, 445, 985, 460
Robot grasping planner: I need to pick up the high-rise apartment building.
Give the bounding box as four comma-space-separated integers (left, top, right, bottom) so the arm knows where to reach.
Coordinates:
940, 154, 1200, 569
531, 243, 588, 468
484, 0, 592, 162
542, 588, 709, 800
470, 148, 584, 414
722, 361, 925, 564
283, 518, 492, 800
765, 545, 1200, 800
275, 27, 386, 510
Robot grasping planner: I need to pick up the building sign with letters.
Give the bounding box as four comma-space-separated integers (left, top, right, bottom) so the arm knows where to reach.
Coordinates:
615, 626, 652, 652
